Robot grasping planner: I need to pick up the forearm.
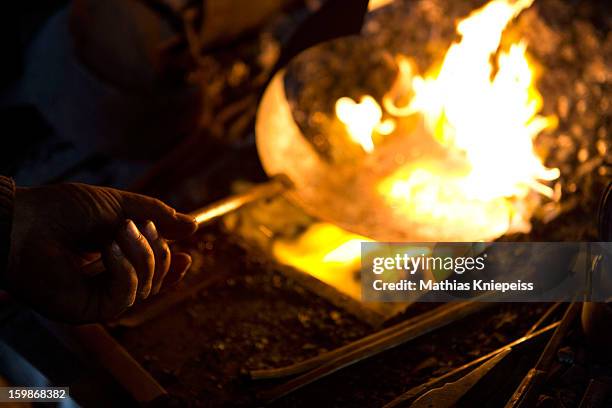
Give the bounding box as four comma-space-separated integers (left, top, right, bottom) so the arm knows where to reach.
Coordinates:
0, 176, 15, 285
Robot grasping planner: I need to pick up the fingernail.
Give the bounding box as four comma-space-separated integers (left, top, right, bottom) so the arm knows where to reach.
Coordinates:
140, 279, 152, 299
141, 287, 151, 300
142, 220, 158, 241
128, 293, 136, 307
111, 241, 123, 257
125, 219, 140, 240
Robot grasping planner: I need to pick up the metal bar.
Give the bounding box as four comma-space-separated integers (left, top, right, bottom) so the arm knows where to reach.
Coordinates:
249, 302, 479, 380
504, 302, 580, 408
190, 175, 291, 226
524, 302, 561, 336
258, 301, 491, 403
410, 349, 512, 408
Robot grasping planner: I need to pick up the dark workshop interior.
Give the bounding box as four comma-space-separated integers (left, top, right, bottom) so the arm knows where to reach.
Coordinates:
0, 0, 611, 406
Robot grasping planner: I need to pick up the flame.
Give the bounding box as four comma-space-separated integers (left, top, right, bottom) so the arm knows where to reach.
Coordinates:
272, 0, 560, 297
335, 96, 396, 152
337, 0, 559, 239
273, 223, 371, 300
335, 96, 380, 152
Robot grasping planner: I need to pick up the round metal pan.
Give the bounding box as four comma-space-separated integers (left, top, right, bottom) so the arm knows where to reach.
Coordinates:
193, 35, 455, 242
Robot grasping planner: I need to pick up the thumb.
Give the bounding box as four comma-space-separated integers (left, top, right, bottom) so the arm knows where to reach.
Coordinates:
120, 192, 197, 240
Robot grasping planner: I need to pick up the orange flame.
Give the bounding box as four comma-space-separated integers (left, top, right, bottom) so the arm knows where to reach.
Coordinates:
338, 0, 559, 239
274, 0, 559, 296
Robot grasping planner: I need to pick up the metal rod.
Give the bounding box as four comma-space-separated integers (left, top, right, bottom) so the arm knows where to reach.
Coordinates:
524, 302, 561, 336
189, 175, 292, 226
258, 301, 491, 403
249, 302, 484, 381
504, 302, 580, 408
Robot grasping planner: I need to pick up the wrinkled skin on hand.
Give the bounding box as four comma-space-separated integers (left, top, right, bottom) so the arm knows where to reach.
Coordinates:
7, 183, 197, 323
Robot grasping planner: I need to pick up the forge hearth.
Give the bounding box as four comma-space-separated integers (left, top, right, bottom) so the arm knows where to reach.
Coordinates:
112, 224, 555, 406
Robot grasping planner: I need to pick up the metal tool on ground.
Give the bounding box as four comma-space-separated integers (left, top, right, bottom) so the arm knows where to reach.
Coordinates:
383, 321, 561, 408
258, 302, 490, 403
410, 348, 511, 408
504, 302, 580, 408
249, 302, 489, 381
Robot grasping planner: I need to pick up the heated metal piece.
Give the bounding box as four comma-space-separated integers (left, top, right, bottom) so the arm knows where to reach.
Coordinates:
189, 175, 292, 226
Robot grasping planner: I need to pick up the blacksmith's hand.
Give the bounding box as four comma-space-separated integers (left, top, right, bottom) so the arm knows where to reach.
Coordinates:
6, 183, 197, 323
